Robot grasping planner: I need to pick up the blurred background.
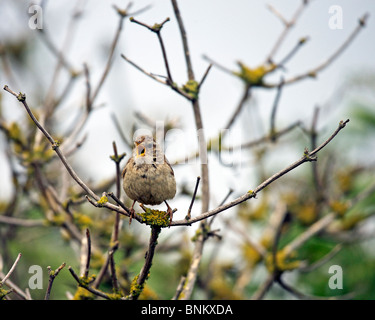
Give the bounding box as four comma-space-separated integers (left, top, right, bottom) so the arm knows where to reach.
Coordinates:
1, 0, 375, 299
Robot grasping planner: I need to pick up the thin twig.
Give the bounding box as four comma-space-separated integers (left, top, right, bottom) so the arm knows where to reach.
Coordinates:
172, 276, 187, 300
270, 78, 285, 141
250, 204, 289, 300
266, 4, 289, 26
208, 188, 234, 227
224, 218, 266, 258
41, 0, 84, 121
107, 192, 136, 218
171, 0, 194, 80
265, 0, 310, 63
111, 141, 125, 241
198, 64, 213, 90
121, 54, 167, 84
68, 266, 112, 300
170, 119, 350, 226
276, 275, 356, 300
224, 85, 252, 133
92, 241, 120, 289
83, 228, 91, 278
107, 141, 124, 291
310, 106, 324, 197
178, 228, 205, 300
3, 85, 132, 218
109, 244, 120, 293
228, 121, 302, 150
0, 253, 22, 284
130, 17, 172, 81
186, 176, 201, 220
202, 54, 233, 75
121, 54, 193, 100
83, 63, 91, 112
271, 210, 288, 272
283, 213, 336, 257
44, 262, 66, 300
0, 276, 30, 300
125, 14, 199, 100
300, 244, 343, 273
279, 13, 369, 87
90, 6, 129, 104
277, 36, 309, 68
0, 216, 45, 227
110, 112, 132, 148
251, 272, 277, 300
309, 119, 349, 156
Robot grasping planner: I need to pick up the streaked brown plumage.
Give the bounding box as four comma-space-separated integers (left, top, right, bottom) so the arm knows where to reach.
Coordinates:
122, 135, 176, 224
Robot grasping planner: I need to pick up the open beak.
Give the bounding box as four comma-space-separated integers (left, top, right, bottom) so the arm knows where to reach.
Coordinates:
136, 145, 146, 158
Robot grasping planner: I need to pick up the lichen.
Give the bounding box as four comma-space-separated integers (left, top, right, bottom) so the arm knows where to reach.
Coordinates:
72, 286, 95, 300
128, 275, 145, 298
79, 274, 96, 286
139, 207, 170, 227
17, 92, 26, 102
242, 243, 262, 268
233, 61, 276, 86
97, 195, 108, 206
247, 190, 255, 196
110, 152, 126, 164
265, 249, 301, 273
108, 290, 124, 300
52, 140, 61, 150
46, 214, 66, 227
0, 287, 12, 300
181, 80, 199, 100
330, 200, 350, 217
73, 212, 93, 229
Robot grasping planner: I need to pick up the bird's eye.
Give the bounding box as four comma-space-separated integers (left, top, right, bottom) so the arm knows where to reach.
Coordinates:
137, 145, 146, 157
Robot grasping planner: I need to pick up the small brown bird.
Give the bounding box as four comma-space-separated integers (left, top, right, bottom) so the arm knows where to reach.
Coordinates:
122, 135, 176, 224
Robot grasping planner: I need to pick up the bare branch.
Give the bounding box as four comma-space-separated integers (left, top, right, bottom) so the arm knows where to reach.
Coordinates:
178, 228, 205, 300
0, 216, 45, 227
198, 64, 213, 90
300, 244, 343, 273
83, 229, 91, 278
283, 213, 336, 257
280, 13, 369, 86
68, 266, 113, 300
186, 176, 201, 220
270, 78, 285, 140
90, 7, 128, 104
127, 226, 161, 300
172, 276, 186, 300
171, 119, 350, 226
3, 85, 132, 219
45, 263, 66, 300
265, 0, 310, 63
171, 0, 194, 80
277, 276, 356, 300
0, 253, 22, 285
224, 85, 252, 133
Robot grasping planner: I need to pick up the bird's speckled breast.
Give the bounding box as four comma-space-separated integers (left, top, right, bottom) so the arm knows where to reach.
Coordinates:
123, 157, 176, 205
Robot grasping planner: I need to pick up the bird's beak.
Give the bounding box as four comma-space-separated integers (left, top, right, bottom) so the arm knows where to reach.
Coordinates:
136, 145, 146, 158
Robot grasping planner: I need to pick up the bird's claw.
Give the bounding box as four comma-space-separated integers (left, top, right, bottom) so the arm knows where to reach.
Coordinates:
163, 207, 174, 226
129, 208, 135, 225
